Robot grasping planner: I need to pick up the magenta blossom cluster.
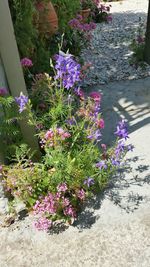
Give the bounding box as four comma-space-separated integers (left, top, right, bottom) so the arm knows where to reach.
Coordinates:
136, 35, 145, 44
99, 3, 111, 13
34, 217, 52, 231
33, 183, 78, 231
54, 52, 81, 90
93, 0, 112, 23
41, 127, 71, 148
69, 16, 96, 32
0, 87, 7, 97
89, 91, 102, 103
21, 57, 33, 67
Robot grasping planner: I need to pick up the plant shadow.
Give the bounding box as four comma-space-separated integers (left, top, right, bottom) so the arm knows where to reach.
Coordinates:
74, 156, 150, 231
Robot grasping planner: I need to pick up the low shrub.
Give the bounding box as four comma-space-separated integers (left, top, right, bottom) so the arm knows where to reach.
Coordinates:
1, 52, 133, 231
91, 1, 112, 23
130, 18, 146, 67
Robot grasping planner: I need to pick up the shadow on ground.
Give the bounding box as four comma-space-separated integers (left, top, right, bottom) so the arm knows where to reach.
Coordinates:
74, 155, 150, 231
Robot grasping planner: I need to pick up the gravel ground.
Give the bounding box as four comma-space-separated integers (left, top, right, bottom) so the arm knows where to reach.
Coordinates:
0, 1, 150, 266
82, 0, 150, 85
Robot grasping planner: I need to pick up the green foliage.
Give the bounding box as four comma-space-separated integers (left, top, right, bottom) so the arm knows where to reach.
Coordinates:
130, 18, 146, 67
3, 70, 117, 212
9, 0, 36, 58
0, 95, 22, 160
50, 0, 83, 56
80, 0, 95, 9
2, 53, 129, 229
9, 0, 57, 73
8, 0, 85, 75
130, 40, 145, 62
51, 0, 80, 32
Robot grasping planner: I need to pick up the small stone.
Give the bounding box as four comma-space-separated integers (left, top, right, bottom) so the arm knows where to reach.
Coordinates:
15, 202, 26, 213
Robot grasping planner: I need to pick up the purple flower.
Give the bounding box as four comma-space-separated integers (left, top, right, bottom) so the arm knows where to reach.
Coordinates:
96, 160, 107, 170
66, 117, 76, 126
87, 129, 101, 141
77, 188, 86, 200
89, 22, 97, 30
74, 87, 84, 99
115, 120, 129, 140
111, 158, 120, 167
84, 177, 95, 187
15, 92, 28, 113
21, 57, 33, 67
93, 103, 101, 119
69, 17, 96, 32
115, 140, 126, 156
0, 87, 8, 96
127, 144, 134, 152
54, 52, 81, 90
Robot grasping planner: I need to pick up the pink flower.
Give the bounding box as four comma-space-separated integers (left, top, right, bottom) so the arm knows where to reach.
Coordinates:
77, 188, 86, 200
57, 183, 68, 193
89, 91, 102, 103
64, 205, 76, 218
33, 194, 57, 215
62, 197, 70, 207
45, 129, 54, 140
96, 118, 105, 129
21, 57, 33, 67
101, 143, 107, 150
62, 132, 71, 139
57, 128, 71, 140
0, 88, 7, 96
34, 217, 52, 231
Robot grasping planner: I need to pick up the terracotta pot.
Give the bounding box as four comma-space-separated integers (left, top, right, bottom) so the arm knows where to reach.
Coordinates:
35, 1, 58, 37
80, 8, 91, 20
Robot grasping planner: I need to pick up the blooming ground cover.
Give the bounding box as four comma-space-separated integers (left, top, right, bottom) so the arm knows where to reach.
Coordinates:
0, 51, 133, 231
